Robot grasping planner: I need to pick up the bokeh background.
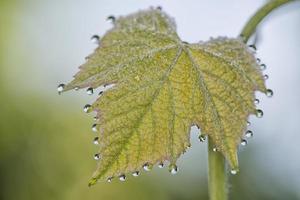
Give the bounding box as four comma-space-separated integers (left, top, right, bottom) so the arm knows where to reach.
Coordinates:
1, 0, 300, 199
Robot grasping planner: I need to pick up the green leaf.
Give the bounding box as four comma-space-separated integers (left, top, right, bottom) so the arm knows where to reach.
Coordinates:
62, 8, 267, 185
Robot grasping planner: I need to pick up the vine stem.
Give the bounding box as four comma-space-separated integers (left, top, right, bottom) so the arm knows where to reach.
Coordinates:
208, 138, 227, 200
240, 0, 297, 42
208, 1, 297, 200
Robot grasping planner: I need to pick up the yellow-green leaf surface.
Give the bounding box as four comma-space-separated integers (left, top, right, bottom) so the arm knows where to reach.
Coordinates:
62, 8, 267, 185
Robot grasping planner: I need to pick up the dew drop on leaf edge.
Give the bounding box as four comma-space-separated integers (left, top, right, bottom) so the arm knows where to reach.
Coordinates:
143, 163, 152, 171
240, 139, 247, 146
91, 35, 100, 44
260, 64, 267, 70
245, 130, 253, 138
87, 87, 94, 95
93, 137, 99, 145
107, 177, 112, 183
57, 83, 65, 93
266, 89, 273, 97
158, 162, 164, 168
169, 164, 178, 175
198, 135, 206, 142
92, 124, 98, 132
256, 109, 263, 118
119, 175, 126, 181
94, 153, 100, 160
132, 171, 139, 177
83, 104, 91, 113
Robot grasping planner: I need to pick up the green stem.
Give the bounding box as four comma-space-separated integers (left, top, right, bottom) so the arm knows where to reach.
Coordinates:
208, 138, 227, 200
208, 1, 297, 200
240, 0, 296, 42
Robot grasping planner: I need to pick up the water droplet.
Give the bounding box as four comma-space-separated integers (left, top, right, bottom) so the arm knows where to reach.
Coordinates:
247, 121, 251, 126
254, 99, 260, 104
264, 74, 269, 80
57, 83, 65, 94
158, 162, 164, 168
256, 109, 263, 118
92, 124, 98, 132
107, 15, 116, 23
74, 86, 79, 91
143, 163, 152, 171
94, 153, 100, 160
107, 177, 113, 183
93, 137, 99, 145
119, 175, 126, 181
248, 44, 256, 51
91, 35, 100, 44
87, 87, 94, 95
230, 169, 238, 175
198, 135, 206, 142
245, 130, 253, 138
256, 58, 261, 64
169, 164, 178, 175
99, 91, 103, 96
241, 139, 247, 146
132, 171, 139, 177
213, 147, 218, 152
260, 64, 267, 70
93, 116, 98, 121
83, 104, 91, 113
266, 89, 273, 97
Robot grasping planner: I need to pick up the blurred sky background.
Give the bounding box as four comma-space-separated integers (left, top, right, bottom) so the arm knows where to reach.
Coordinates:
0, 0, 300, 199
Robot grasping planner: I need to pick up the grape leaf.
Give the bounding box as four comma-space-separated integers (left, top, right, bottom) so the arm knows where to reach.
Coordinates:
61, 8, 267, 185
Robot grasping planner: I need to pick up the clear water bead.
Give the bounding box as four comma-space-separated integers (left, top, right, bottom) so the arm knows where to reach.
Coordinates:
266, 89, 273, 97
91, 35, 100, 44
93, 137, 99, 145
158, 162, 164, 168
74, 86, 79, 91
260, 64, 267, 70
107, 15, 116, 23
248, 44, 256, 52
83, 104, 91, 113
99, 91, 103, 96
245, 130, 253, 138
107, 177, 112, 183
86, 87, 94, 95
256, 109, 264, 118
247, 121, 251, 126
230, 169, 238, 175
57, 84, 65, 94
119, 175, 126, 181
94, 153, 100, 160
213, 147, 217, 152
143, 163, 152, 171
241, 139, 247, 146
92, 124, 98, 132
256, 58, 261, 64
169, 164, 178, 175
254, 99, 260, 104
198, 135, 206, 142
132, 171, 139, 177
264, 74, 269, 80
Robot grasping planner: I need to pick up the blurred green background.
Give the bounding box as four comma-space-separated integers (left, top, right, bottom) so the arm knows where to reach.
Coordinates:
1, 0, 300, 199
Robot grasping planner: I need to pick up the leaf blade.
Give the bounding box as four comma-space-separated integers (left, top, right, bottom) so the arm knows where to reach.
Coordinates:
62, 8, 266, 185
